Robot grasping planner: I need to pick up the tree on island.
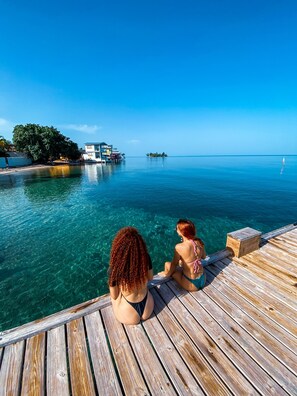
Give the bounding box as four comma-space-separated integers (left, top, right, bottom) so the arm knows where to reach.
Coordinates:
146, 152, 167, 157
12, 124, 80, 163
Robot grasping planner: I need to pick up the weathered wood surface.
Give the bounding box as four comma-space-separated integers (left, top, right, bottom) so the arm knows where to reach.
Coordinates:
84, 311, 122, 395
0, 225, 297, 395
0, 342, 24, 396
0, 294, 111, 347
21, 333, 45, 396
124, 318, 177, 395
154, 284, 256, 395
102, 306, 149, 395
67, 318, 96, 396
261, 222, 297, 241
142, 309, 202, 395
46, 326, 69, 396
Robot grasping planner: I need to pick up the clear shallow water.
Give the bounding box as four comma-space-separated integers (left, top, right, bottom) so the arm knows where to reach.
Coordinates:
0, 156, 296, 331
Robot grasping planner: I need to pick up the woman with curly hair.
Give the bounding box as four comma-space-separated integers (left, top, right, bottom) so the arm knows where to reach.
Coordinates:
108, 227, 154, 325
158, 219, 206, 291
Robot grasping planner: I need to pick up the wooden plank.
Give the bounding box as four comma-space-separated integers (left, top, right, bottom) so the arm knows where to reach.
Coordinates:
67, 318, 96, 396
232, 256, 297, 302
220, 258, 297, 317
258, 244, 297, 273
124, 322, 177, 395
268, 238, 297, 258
200, 249, 232, 266
149, 276, 172, 287
46, 325, 69, 396
204, 269, 297, 375
244, 252, 297, 287
273, 234, 297, 248
188, 283, 297, 395
213, 260, 297, 338
156, 283, 261, 395
84, 311, 122, 395
289, 227, 297, 235
261, 223, 297, 241
150, 287, 230, 396
101, 306, 149, 396
248, 250, 297, 283
0, 294, 111, 347
235, 253, 297, 290
263, 236, 297, 259
276, 232, 297, 247
142, 312, 203, 395
0, 341, 25, 396
21, 333, 45, 396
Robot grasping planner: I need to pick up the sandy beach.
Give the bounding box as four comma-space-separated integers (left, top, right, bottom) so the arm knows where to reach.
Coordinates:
0, 164, 54, 175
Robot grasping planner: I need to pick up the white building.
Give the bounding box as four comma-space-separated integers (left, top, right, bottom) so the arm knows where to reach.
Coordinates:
83, 142, 112, 163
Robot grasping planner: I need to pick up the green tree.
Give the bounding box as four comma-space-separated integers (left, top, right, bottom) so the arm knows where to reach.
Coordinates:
13, 124, 80, 162
0, 135, 11, 157
61, 138, 81, 160
146, 152, 167, 157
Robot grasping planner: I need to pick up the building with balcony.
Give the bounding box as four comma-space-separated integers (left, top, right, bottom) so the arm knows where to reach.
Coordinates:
82, 142, 123, 163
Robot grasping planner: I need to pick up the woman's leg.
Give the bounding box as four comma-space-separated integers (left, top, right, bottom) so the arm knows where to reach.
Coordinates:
158, 261, 173, 277
141, 291, 154, 320
172, 271, 198, 292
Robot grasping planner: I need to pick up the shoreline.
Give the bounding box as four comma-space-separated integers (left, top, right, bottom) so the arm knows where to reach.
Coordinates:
0, 164, 54, 175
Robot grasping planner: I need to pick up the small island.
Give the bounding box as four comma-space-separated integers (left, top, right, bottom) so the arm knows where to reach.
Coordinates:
146, 152, 168, 157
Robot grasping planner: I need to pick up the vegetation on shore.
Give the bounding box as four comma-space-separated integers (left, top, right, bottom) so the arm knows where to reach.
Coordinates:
12, 124, 80, 163
146, 152, 167, 157
0, 135, 11, 157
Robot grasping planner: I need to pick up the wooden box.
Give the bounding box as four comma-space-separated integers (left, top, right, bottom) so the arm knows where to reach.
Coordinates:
226, 227, 261, 258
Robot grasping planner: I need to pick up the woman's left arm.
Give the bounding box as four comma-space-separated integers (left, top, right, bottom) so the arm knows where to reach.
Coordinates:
109, 285, 120, 300
147, 268, 154, 281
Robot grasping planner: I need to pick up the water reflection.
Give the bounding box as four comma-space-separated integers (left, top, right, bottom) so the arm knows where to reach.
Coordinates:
147, 156, 167, 168
0, 174, 19, 188
24, 166, 83, 203
84, 163, 123, 183
280, 157, 285, 175
48, 165, 73, 178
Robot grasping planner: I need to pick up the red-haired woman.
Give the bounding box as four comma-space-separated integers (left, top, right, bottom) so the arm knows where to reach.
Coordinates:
108, 227, 154, 325
159, 219, 206, 291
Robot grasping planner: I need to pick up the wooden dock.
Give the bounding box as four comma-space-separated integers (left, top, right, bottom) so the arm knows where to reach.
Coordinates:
0, 224, 297, 395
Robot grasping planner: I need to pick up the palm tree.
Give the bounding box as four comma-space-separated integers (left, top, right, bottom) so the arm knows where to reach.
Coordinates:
0, 135, 11, 157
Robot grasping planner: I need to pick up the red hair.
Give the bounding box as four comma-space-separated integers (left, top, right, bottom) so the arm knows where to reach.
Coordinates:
108, 227, 150, 292
177, 219, 204, 246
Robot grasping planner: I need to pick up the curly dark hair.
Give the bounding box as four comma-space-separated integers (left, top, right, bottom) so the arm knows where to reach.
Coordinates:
108, 227, 151, 292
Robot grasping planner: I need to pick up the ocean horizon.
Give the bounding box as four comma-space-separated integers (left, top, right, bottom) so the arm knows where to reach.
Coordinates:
0, 155, 296, 330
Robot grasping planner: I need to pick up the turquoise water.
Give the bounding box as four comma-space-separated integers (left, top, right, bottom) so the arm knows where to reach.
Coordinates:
0, 155, 296, 331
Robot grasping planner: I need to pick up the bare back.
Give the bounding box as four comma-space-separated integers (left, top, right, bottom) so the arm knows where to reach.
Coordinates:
176, 239, 205, 277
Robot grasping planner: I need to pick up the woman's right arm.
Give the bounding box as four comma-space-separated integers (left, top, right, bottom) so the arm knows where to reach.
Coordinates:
164, 248, 180, 277
201, 246, 206, 259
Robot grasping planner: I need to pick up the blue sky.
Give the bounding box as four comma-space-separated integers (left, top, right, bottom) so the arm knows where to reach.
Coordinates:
0, 0, 296, 155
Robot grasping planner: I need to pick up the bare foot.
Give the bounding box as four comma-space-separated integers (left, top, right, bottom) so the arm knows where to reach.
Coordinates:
158, 271, 169, 277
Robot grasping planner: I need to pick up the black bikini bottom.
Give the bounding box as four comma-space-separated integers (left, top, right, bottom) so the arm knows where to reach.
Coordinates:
123, 292, 148, 317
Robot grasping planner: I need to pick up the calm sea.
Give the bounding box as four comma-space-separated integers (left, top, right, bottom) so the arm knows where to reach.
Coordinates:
0, 155, 296, 330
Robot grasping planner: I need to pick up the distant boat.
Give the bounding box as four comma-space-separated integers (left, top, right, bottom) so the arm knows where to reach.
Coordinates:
280, 157, 286, 175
